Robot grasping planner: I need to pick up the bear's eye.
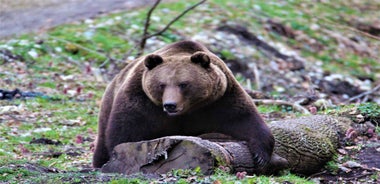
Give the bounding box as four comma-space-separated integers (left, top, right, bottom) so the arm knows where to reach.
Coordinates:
178, 83, 188, 89
159, 84, 166, 90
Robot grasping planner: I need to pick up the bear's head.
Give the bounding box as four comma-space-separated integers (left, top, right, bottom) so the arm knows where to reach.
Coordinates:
142, 51, 228, 116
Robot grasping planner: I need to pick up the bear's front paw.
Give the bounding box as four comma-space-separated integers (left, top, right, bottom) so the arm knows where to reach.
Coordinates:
252, 150, 271, 170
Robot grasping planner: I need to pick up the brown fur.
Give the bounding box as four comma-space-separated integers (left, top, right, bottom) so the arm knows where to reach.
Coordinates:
93, 41, 274, 172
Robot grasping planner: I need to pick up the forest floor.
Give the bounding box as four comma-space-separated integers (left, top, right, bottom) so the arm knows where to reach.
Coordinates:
1, 0, 380, 183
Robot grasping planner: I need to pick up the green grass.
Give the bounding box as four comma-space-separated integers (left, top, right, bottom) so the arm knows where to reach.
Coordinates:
0, 160, 122, 184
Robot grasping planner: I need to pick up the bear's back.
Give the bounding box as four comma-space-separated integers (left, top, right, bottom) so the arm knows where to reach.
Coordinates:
154, 40, 209, 56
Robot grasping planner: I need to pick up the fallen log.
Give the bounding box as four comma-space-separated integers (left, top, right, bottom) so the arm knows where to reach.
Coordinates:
101, 115, 352, 175
101, 135, 261, 175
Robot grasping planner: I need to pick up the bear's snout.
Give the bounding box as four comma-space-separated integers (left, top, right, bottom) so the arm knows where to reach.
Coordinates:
162, 86, 183, 115
163, 102, 177, 112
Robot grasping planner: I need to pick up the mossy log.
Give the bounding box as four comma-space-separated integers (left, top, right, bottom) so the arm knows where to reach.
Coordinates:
269, 115, 351, 174
101, 115, 352, 175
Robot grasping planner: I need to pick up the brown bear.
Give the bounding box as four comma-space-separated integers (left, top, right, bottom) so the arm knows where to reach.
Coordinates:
93, 40, 274, 173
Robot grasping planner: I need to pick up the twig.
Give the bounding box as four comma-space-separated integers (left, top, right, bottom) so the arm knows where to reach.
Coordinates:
49, 36, 111, 60
320, 16, 380, 42
245, 79, 252, 90
137, 0, 162, 57
7, 114, 25, 122
346, 84, 380, 103
252, 99, 311, 114
98, 58, 110, 69
145, 0, 207, 39
341, 172, 374, 181
251, 63, 261, 90
56, 53, 84, 68
308, 170, 374, 181
137, 0, 207, 56
307, 170, 328, 179
289, 2, 380, 42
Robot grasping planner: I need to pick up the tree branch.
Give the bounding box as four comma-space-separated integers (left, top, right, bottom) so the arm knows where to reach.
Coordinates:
145, 0, 207, 39
346, 84, 380, 103
49, 36, 111, 60
137, 0, 207, 57
137, 0, 162, 57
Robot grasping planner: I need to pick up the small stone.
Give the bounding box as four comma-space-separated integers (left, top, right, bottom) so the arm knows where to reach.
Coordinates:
343, 161, 361, 168
356, 114, 365, 123
337, 149, 347, 155
28, 50, 38, 58
344, 145, 359, 150
349, 109, 360, 115
339, 165, 351, 173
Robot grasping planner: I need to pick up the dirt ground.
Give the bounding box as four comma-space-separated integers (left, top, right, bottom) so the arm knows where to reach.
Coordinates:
0, 0, 160, 39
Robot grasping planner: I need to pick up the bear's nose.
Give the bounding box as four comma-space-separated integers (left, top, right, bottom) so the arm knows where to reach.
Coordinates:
163, 103, 177, 112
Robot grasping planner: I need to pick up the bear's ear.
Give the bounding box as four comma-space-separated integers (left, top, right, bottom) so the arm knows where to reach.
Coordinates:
191, 51, 210, 68
144, 54, 163, 70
